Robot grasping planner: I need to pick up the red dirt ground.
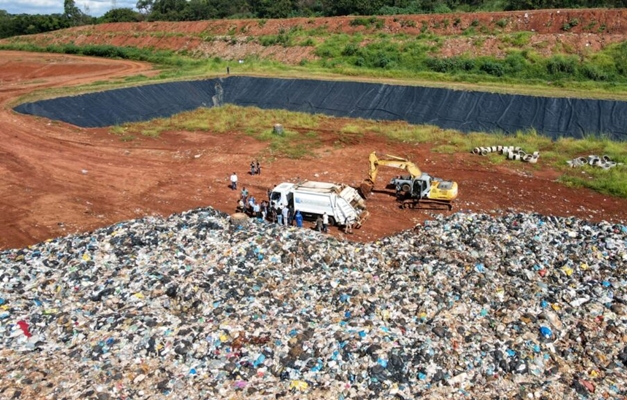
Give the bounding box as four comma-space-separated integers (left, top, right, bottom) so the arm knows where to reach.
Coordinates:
1, 50, 627, 251
5, 9, 627, 64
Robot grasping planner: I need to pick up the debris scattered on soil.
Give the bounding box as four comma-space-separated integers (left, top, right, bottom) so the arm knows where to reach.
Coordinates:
568, 155, 624, 169
1, 207, 626, 399
472, 145, 540, 163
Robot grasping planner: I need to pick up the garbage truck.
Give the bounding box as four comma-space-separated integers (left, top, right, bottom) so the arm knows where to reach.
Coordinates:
270, 181, 368, 227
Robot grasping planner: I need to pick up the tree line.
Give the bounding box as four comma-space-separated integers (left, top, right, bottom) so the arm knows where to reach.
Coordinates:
2, 0, 626, 39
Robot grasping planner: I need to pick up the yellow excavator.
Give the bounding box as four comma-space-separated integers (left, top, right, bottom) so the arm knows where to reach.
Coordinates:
360, 151, 458, 210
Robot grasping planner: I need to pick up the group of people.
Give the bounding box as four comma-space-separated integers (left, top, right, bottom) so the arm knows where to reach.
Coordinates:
229, 160, 261, 191
235, 187, 308, 228
250, 160, 261, 176
235, 187, 357, 234
267, 201, 304, 228
230, 167, 353, 234
237, 188, 268, 220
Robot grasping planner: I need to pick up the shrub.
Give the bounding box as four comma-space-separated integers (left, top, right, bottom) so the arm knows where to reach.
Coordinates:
581, 65, 608, 81
495, 18, 508, 28
511, 32, 532, 47
562, 18, 580, 31
425, 57, 448, 73
458, 58, 476, 71
374, 53, 392, 68
547, 55, 576, 75
349, 17, 382, 29
504, 52, 527, 73
480, 60, 505, 76
259, 35, 278, 46
400, 19, 416, 28
342, 43, 359, 56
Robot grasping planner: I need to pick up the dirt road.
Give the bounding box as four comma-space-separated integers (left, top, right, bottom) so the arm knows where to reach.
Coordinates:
1, 50, 626, 250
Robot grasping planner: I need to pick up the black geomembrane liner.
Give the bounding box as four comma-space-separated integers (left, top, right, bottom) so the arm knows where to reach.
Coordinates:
14, 76, 627, 140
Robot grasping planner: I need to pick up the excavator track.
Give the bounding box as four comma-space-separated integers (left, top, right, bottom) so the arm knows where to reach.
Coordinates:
399, 198, 453, 211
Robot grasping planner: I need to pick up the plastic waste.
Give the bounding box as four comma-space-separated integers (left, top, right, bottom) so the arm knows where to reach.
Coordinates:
0, 208, 625, 399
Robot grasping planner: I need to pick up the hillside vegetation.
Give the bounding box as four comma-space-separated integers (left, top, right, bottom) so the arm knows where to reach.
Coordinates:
3, 9, 627, 97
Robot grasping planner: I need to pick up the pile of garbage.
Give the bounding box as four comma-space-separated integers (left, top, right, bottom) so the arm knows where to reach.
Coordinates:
1, 208, 626, 399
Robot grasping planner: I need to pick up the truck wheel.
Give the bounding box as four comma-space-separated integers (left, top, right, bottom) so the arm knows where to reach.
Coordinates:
401, 183, 411, 193
328, 217, 336, 226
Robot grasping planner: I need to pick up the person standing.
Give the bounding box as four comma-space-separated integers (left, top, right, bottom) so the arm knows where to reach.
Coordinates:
236, 198, 245, 213
241, 187, 249, 201
281, 205, 289, 227
253, 202, 261, 220
315, 215, 324, 232
287, 205, 294, 226
322, 212, 329, 233
270, 201, 277, 223
295, 210, 303, 228
277, 205, 284, 226
345, 218, 354, 234
256, 160, 261, 175
250, 161, 256, 175
230, 172, 238, 190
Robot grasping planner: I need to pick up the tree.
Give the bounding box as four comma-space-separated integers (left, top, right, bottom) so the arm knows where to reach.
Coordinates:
0, 10, 12, 38
207, 0, 250, 19
136, 0, 154, 15
256, 0, 294, 18
64, 0, 84, 25
321, 0, 390, 15
150, 0, 187, 20
101, 8, 142, 22
183, 0, 216, 21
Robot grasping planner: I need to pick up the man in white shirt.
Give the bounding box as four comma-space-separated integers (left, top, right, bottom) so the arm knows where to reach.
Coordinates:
230, 172, 238, 190
281, 206, 289, 226
322, 212, 329, 233
253, 202, 261, 220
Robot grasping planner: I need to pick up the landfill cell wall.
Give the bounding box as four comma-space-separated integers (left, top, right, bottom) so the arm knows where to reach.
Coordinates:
13, 76, 627, 140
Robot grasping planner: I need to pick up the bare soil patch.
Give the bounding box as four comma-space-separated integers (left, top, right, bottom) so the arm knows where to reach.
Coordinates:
1, 51, 626, 250
4, 9, 627, 64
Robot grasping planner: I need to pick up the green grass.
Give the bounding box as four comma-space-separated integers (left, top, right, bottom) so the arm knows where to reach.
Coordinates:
110, 125, 125, 135
257, 128, 320, 159
99, 104, 627, 197
561, 167, 627, 198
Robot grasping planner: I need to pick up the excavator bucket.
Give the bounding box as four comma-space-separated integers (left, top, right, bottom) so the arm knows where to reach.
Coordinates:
359, 179, 374, 199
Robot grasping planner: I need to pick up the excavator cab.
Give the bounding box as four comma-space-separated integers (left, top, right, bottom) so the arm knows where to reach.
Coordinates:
412, 178, 430, 199
361, 151, 458, 210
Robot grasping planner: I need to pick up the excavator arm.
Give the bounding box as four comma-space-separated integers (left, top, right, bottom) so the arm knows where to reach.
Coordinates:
360, 151, 422, 198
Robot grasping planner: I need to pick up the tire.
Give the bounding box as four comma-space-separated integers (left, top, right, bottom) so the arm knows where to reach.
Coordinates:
401, 183, 411, 193
328, 216, 336, 226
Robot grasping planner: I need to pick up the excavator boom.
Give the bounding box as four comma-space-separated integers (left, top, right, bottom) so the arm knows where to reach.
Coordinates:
360, 151, 458, 209
361, 151, 422, 198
